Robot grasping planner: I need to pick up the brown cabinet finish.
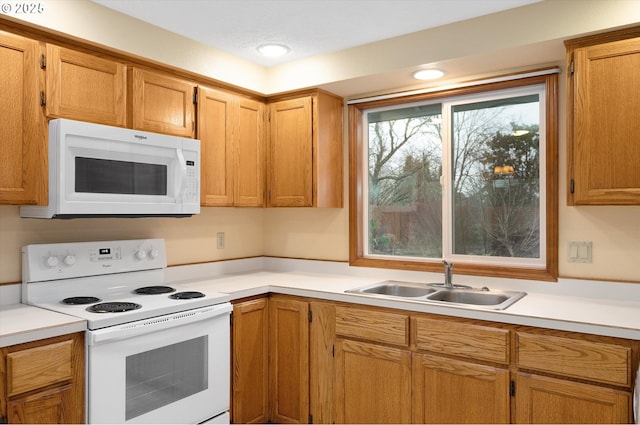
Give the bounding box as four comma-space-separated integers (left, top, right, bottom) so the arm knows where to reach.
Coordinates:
334, 339, 411, 424
198, 86, 265, 207
45, 44, 127, 127
231, 298, 269, 424
0, 31, 46, 206
515, 373, 631, 424
412, 353, 510, 424
229, 296, 639, 425
516, 330, 634, 387
268, 297, 309, 424
267, 90, 343, 208
335, 305, 408, 346
566, 27, 640, 204
0, 333, 84, 424
128, 68, 195, 138
413, 315, 510, 364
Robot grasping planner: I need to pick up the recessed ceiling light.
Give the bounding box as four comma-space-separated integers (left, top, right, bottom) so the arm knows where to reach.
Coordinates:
257, 44, 290, 57
413, 69, 445, 80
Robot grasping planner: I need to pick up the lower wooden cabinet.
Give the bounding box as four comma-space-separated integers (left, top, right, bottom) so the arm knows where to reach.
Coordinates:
514, 373, 631, 424
231, 295, 640, 425
412, 354, 510, 424
231, 298, 269, 424
269, 297, 309, 424
0, 333, 84, 424
334, 339, 411, 424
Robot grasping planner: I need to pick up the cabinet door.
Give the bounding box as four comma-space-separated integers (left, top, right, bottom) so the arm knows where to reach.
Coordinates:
198, 87, 235, 206
45, 44, 126, 127
128, 68, 195, 137
412, 353, 510, 424
0, 31, 46, 205
571, 36, 640, 204
268, 97, 313, 207
269, 297, 309, 424
334, 339, 411, 424
232, 298, 269, 424
7, 384, 78, 424
235, 97, 265, 207
515, 373, 631, 424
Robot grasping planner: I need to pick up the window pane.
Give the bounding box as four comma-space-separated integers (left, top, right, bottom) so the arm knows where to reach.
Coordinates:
367, 104, 443, 257
451, 94, 540, 258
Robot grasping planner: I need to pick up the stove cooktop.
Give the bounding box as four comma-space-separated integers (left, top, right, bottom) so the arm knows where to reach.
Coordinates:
22, 239, 231, 330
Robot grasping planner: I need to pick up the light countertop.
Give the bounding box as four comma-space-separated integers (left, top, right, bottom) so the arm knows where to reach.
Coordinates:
3, 257, 640, 346
0, 303, 86, 347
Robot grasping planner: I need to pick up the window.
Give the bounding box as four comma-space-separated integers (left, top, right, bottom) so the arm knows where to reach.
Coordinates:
349, 73, 558, 281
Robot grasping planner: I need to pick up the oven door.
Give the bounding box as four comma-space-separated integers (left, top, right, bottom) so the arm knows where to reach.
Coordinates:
86, 303, 231, 424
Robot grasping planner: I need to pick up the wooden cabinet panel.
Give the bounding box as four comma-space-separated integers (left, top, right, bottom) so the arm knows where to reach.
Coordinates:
7, 384, 75, 424
335, 305, 408, 346
515, 373, 631, 424
198, 87, 235, 206
268, 97, 313, 207
334, 339, 411, 424
412, 353, 510, 424
413, 316, 510, 364
516, 331, 632, 387
269, 297, 309, 424
198, 87, 265, 207
567, 29, 640, 204
267, 90, 343, 208
45, 44, 126, 126
309, 302, 336, 425
128, 68, 195, 137
6, 340, 72, 397
235, 97, 265, 206
0, 31, 46, 205
231, 298, 269, 424
1, 333, 84, 424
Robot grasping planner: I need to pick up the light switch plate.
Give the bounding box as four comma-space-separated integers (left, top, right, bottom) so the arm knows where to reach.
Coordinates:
567, 241, 592, 263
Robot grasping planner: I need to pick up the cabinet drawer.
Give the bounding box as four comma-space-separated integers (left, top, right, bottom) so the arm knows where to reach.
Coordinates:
413, 316, 510, 364
335, 306, 408, 346
517, 331, 632, 387
6, 340, 73, 397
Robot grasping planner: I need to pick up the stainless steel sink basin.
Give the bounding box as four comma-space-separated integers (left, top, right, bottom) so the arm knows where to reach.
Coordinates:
346, 281, 437, 298
426, 289, 526, 309
346, 281, 526, 310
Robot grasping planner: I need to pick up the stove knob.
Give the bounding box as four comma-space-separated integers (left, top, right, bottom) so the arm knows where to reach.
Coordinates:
149, 249, 160, 259
135, 249, 147, 260
45, 256, 59, 268
63, 255, 76, 266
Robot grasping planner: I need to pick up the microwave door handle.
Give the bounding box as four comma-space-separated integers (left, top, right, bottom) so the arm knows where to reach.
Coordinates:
175, 148, 187, 200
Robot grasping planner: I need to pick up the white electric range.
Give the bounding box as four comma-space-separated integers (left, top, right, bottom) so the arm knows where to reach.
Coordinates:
22, 239, 231, 424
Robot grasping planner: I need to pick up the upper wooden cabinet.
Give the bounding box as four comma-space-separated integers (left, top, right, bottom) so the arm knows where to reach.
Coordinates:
45, 44, 126, 127
0, 31, 47, 205
267, 90, 343, 208
198, 86, 265, 207
566, 27, 640, 205
128, 68, 196, 138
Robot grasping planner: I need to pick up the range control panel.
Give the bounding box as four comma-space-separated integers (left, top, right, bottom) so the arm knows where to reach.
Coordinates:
22, 239, 167, 283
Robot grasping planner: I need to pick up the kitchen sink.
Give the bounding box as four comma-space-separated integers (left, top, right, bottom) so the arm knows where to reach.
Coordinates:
426, 289, 526, 309
347, 281, 437, 298
346, 281, 526, 310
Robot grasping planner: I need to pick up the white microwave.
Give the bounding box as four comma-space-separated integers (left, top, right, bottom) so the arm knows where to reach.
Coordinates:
21, 119, 200, 219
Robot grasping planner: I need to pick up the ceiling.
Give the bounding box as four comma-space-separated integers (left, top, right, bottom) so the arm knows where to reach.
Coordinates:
91, 0, 541, 67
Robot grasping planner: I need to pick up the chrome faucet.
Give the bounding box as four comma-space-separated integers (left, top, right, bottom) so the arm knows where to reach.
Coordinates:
443, 260, 454, 289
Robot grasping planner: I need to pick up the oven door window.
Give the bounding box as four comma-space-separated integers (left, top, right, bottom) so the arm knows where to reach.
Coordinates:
126, 336, 208, 421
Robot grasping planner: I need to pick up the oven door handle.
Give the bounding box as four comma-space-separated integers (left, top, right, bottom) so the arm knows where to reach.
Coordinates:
87, 303, 231, 345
